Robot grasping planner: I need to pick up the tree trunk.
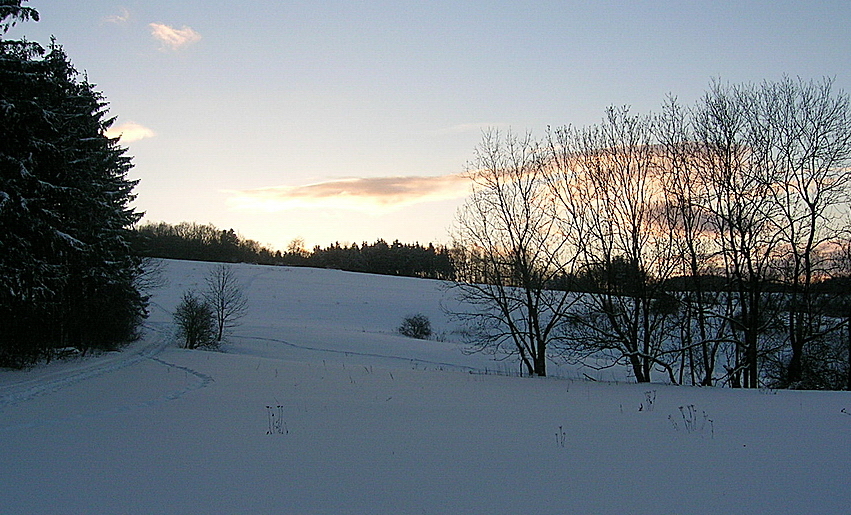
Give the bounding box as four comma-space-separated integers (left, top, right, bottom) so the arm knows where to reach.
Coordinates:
630, 354, 649, 382
786, 302, 804, 386
518, 346, 534, 377
216, 319, 224, 342
847, 318, 851, 391
534, 340, 547, 377
787, 343, 803, 386
745, 327, 759, 388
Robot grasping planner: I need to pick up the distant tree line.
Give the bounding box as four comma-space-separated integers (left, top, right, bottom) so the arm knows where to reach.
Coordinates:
0, 4, 146, 366
295, 240, 455, 280
132, 222, 455, 280
133, 222, 282, 265
451, 77, 851, 390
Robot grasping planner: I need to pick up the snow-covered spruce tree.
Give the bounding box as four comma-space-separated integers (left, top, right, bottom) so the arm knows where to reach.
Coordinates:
0, 3, 146, 365
0, 0, 38, 33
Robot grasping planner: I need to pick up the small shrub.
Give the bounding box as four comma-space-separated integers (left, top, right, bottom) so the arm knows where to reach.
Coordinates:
398, 314, 432, 340
173, 290, 216, 349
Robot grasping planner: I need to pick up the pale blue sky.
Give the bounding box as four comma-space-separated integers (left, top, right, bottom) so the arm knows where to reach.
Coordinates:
9, 1, 851, 249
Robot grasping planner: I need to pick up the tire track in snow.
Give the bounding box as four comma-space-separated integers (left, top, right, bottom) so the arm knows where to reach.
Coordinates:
0, 324, 168, 411
0, 321, 214, 430
0, 357, 213, 432
0, 356, 213, 432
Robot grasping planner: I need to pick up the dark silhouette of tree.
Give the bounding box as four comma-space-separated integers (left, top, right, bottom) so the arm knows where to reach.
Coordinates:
284, 239, 455, 279
548, 107, 680, 383
133, 222, 278, 264
173, 291, 215, 349
204, 264, 248, 342
135, 222, 456, 280
0, 8, 145, 365
450, 130, 579, 377
0, 0, 38, 34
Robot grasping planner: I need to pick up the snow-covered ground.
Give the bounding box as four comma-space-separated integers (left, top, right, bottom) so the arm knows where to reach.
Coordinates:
1, 259, 849, 514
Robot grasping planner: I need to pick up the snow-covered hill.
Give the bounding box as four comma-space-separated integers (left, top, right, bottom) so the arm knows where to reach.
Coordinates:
1, 259, 849, 514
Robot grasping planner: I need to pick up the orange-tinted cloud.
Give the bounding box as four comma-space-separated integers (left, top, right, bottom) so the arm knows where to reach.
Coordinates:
227, 174, 470, 214
149, 23, 201, 50
105, 121, 156, 143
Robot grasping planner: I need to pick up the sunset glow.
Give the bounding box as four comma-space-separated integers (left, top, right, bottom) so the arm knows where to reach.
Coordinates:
8, 2, 847, 250
227, 174, 470, 214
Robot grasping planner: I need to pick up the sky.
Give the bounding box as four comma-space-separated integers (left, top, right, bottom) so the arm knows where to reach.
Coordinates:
6, 1, 851, 250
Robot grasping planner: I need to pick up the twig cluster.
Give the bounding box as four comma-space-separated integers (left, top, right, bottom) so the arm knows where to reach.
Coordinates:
668, 404, 714, 438
638, 390, 656, 412
266, 405, 288, 435
555, 425, 567, 448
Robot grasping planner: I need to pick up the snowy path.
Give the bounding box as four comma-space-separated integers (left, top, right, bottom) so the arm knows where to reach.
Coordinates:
0, 316, 213, 431
0, 324, 167, 410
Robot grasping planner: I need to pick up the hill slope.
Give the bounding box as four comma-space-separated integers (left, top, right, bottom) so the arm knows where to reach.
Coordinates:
1, 260, 849, 514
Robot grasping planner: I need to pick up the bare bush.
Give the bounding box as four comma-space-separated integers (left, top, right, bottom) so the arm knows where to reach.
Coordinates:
399, 314, 432, 340
173, 291, 216, 349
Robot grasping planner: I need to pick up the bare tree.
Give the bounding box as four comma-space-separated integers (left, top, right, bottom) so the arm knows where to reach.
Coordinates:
173, 290, 215, 349
204, 264, 248, 342
449, 78, 851, 389
450, 130, 577, 377
653, 79, 851, 388
757, 77, 851, 386
548, 107, 680, 383
655, 96, 730, 386
692, 80, 792, 388
287, 237, 310, 259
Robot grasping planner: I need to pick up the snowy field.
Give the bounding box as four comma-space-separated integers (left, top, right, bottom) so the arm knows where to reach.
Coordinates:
1, 259, 850, 514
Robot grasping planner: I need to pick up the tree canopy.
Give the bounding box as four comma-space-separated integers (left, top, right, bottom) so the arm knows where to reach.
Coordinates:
0, 3, 146, 365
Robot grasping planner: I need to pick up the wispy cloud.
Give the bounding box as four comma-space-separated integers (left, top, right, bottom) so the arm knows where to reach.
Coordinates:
105, 121, 156, 143
149, 23, 201, 50
103, 7, 131, 24
226, 174, 471, 214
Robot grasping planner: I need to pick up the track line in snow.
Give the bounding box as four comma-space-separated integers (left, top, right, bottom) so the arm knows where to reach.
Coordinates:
0, 348, 214, 433
149, 355, 215, 392
0, 319, 213, 418
0, 326, 166, 411
236, 334, 482, 374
